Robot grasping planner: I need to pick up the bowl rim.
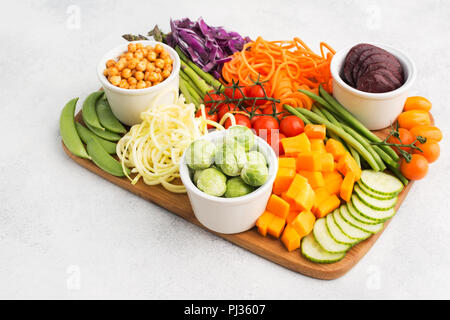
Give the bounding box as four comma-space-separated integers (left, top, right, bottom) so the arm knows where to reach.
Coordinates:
179, 130, 278, 205
330, 42, 417, 100
97, 40, 180, 96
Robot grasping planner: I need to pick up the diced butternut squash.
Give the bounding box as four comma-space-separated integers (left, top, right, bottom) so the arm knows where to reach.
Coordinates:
320, 153, 335, 172
256, 211, 275, 237
340, 171, 356, 202
310, 139, 326, 154
272, 167, 296, 195
296, 151, 322, 171
283, 174, 309, 202
266, 194, 290, 219
278, 157, 296, 170
293, 182, 315, 212
281, 133, 311, 157
281, 224, 301, 252
286, 211, 299, 224
337, 152, 361, 181
323, 171, 344, 195
315, 194, 341, 218
325, 138, 347, 160
267, 215, 286, 238
298, 170, 325, 189
290, 210, 316, 238
312, 187, 331, 213
304, 124, 326, 140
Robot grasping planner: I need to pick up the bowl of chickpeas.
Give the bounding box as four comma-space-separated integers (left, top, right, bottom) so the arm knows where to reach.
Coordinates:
97, 40, 180, 126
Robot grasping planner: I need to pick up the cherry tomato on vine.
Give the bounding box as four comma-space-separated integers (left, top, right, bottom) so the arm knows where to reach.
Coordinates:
414, 139, 440, 163
246, 85, 267, 106
218, 103, 238, 122
195, 107, 218, 129
204, 91, 227, 110
266, 131, 285, 156
252, 115, 279, 137
244, 107, 263, 125
400, 154, 429, 180
224, 114, 251, 129
387, 128, 415, 155
224, 87, 245, 100
280, 115, 305, 137
261, 104, 287, 121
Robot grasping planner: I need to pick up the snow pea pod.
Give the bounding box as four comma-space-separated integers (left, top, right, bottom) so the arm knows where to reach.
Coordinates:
60, 97, 90, 159
86, 139, 129, 177
84, 121, 121, 142
75, 122, 117, 154
96, 98, 126, 134
82, 91, 104, 130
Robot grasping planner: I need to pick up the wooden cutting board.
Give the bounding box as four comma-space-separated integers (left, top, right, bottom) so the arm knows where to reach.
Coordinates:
62, 111, 414, 280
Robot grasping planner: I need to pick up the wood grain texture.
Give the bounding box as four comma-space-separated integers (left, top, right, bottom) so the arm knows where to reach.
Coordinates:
62, 111, 414, 280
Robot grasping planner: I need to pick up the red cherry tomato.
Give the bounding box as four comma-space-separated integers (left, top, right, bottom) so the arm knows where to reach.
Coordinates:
244, 107, 263, 125
387, 128, 415, 155
195, 107, 218, 129
218, 103, 238, 122
252, 115, 279, 137
246, 85, 267, 106
266, 131, 285, 156
280, 115, 305, 137
203, 91, 226, 110
224, 114, 251, 129
224, 87, 245, 100
262, 104, 289, 121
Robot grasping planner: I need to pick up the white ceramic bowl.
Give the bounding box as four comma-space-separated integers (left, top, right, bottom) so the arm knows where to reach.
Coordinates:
330, 43, 416, 130
179, 131, 278, 234
97, 40, 180, 126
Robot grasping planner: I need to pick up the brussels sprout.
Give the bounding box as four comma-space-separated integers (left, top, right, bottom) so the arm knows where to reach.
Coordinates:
196, 167, 227, 197
246, 150, 267, 167
214, 142, 247, 176
193, 169, 205, 185
224, 177, 254, 198
225, 125, 255, 151
185, 139, 215, 170
241, 161, 269, 187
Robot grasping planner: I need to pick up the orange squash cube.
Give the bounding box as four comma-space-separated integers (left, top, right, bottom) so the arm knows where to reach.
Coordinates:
312, 187, 331, 213
325, 138, 347, 160
315, 194, 341, 218
323, 171, 344, 195
281, 224, 301, 252
340, 171, 356, 202
281, 133, 311, 157
256, 211, 275, 236
283, 174, 309, 202
298, 170, 325, 189
337, 152, 361, 181
278, 157, 296, 170
320, 153, 335, 173
304, 124, 326, 140
286, 210, 299, 224
290, 210, 316, 238
296, 151, 322, 171
272, 167, 296, 195
267, 215, 286, 238
266, 194, 290, 219
310, 139, 326, 154
293, 182, 315, 212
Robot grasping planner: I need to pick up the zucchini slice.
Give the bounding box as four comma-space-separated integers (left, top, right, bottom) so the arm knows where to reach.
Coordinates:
333, 209, 371, 241
313, 218, 351, 253
351, 195, 396, 222
301, 233, 346, 264
357, 182, 396, 200
325, 213, 359, 246
347, 201, 380, 225
340, 205, 384, 234
360, 170, 404, 196
354, 184, 398, 211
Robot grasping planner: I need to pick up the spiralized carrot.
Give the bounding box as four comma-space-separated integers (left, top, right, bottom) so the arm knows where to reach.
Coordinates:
222, 37, 335, 109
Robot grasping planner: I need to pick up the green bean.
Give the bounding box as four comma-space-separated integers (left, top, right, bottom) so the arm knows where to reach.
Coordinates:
285, 105, 381, 171
82, 91, 104, 131
60, 97, 90, 159
96, 98, 126, 134
387, 163, 409, 186
311, 105, 349, 151
75, 122, 117, 154
284, 105, 311, 124
372, 145, 400, 169
318, 86, 399, 161
86, 139, 129, 177
85, 121, 121, 142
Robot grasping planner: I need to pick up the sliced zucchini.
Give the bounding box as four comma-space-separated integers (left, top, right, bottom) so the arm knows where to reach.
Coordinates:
354, 184, 398, 211
360, 170, 404, 196
347, 201, 380, 225
301, 233, 346, 264
357, 182, 396, 200
340, 205, 384, 234
333, 209, 371, 241
351, 195, 396, 222
313, 218, 351, 253
325, 213, 358, 246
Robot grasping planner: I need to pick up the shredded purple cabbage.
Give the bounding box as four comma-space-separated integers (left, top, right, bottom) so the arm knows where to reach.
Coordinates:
165, 17, 251, 79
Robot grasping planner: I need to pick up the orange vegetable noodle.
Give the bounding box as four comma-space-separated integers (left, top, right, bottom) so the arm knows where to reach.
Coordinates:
222, 37, 335, 109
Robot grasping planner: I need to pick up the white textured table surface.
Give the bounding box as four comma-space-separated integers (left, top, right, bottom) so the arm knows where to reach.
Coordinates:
1, 0, 449, 299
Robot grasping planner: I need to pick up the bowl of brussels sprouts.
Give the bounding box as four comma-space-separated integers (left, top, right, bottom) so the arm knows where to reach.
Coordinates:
180, 126, 278, 234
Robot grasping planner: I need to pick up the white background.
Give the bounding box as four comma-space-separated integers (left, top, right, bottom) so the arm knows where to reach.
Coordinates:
0, 0, 449, 299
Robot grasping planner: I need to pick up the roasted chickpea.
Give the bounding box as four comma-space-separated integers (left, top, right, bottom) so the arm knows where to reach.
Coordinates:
121, 68, 132, 79
128, 43, 137, 52
127, 58, 138, 70
116, 60, 127, 71
136, 80, 146, 89
163, 57, 172, 66
134, 50, 144, 60
146, 62, 156, 73
142, 48, 149, 56
155, 67, 162, 73
145, 45, 153, 51
154, 44, 163, 53
135, 71, 145, 81
148, 72, 159, 82
153, 81, 161, 86
106, 59, 116, 68
164, 64, 173, 73
136, 60, 147, 72
129, 84, 136, 90
109, 75, 121, 86
103, 69, 109, 77
119, 79, 129, 89
125, 52, 134, 60
145, 81, 152, 87
136, 43, 143, 50
147, 51, 157, 61
144, 71, 150, 81
108, 67, 120, 76
127, 77, 137, 86
159, 50, 169, 59
162, 69, 171, 79
155, 59, 165, 69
